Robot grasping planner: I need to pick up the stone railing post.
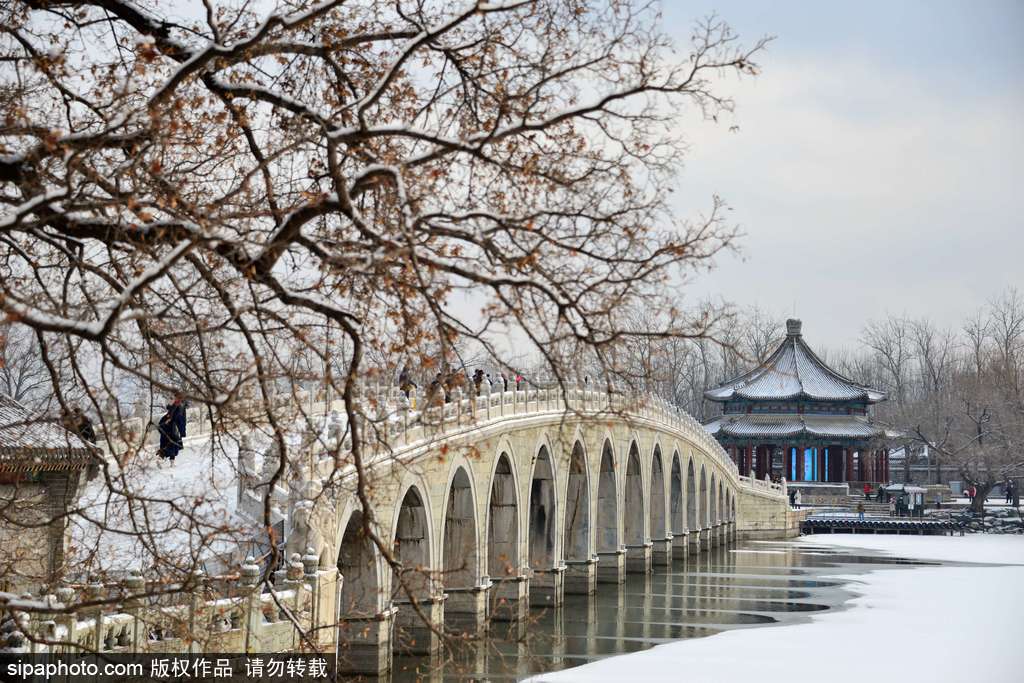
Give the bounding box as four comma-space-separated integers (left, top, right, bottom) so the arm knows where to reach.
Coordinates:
124, 569, 146, 652
286, 553, 304, 651
86, 580, 104, 653
54, 587, 75, 654
302, 549, 320, 646
187, 570, 205, 654
240, 557, 261, 653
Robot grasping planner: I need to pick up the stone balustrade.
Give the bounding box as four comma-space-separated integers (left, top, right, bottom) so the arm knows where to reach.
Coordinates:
11, 553, 337, 656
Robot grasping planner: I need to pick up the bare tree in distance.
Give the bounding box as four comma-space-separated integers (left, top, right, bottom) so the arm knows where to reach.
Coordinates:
854, 292, 1024, 509
0, 0, 769, 655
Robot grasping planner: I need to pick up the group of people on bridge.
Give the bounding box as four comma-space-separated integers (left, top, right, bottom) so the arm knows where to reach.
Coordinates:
398, 364, 537, 406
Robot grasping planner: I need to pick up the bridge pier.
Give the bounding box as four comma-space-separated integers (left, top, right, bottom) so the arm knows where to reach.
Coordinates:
564, 557, 598, 595
336, 608, 395, 677
444, 582, 491, 637
699, 527, 712, 552
393, 593, 446, 655
529, 565, 566, 607
625, 542, 652, 573
651, 536, 673, 566
672, 531, 689, 560
688, 531, 701, 555
489, 574, 529, 621
596, 549, 626, 584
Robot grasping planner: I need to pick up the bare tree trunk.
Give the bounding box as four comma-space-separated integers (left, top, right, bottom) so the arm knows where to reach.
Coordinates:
971, 483, 994, 514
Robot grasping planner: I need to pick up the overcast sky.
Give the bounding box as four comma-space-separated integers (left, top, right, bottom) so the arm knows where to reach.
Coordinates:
659, 0, 1024, 349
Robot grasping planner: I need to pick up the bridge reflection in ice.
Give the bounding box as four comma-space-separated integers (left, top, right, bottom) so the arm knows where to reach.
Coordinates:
388, 541, 936, 681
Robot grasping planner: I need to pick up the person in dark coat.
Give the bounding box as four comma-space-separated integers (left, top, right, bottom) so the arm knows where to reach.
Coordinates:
157, 398, 187, 462
398, 364, 415, 399
472, 369, 484, 395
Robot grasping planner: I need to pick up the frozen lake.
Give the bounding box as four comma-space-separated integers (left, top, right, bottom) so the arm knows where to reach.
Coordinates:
389, 536, 1020, 681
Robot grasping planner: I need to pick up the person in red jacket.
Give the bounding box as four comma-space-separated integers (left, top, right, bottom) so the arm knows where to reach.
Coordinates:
863, 482, 872, 500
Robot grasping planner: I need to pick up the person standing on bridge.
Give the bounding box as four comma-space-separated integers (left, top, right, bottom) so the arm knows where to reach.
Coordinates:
473, 369, 484, 395
499, 372, 508, 392
398, 364, 416, 400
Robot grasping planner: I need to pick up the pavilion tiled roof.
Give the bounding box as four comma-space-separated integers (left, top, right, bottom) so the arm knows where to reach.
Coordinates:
0, 394, 93, 471
704, 319, 886, 404
703, 414, 886, 441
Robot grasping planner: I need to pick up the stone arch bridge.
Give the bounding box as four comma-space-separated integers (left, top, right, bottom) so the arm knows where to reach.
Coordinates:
267, 386, 795, 674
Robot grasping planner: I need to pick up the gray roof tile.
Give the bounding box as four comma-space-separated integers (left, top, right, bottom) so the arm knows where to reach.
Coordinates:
0, 394, 93, 470
704, 413, 885, 440
705, 319, 886, 403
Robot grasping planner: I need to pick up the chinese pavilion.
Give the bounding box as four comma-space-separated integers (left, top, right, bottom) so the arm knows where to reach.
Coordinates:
704, 319, 891, 485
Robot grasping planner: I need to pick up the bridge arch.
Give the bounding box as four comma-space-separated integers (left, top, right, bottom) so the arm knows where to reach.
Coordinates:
699, 464, 709, 527
717, 481, 724, 525
487, 450, 520, 578
710, 473, 718, 524
596, 438, 619, 553
441, 462, 479, 589
670, 451, 684, 538
649, 444, 666, 540
337, 507, 381, 618
686, 455, 698, 533
624, 441, 645, 545
563, 440, 591, 562
528, 444, 558, 571
392, 481, 433, 600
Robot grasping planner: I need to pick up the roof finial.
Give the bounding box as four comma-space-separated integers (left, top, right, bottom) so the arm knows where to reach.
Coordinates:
786, 319, 802, 337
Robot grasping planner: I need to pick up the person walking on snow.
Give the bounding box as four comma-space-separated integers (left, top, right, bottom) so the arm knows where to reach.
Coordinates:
157, 398, 186, 463
857, 502, 865, 520
889, 497, 896, 517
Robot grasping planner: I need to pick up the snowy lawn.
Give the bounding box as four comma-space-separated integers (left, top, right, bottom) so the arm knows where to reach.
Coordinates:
69, 431, 268, 575
531, 535, 1024, 682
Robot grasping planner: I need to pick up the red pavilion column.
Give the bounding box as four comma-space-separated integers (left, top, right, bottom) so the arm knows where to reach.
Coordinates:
845, 447, 854, 482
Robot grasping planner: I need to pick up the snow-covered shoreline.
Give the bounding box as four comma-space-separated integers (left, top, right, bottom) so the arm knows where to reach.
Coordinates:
531, 535, 1024, 682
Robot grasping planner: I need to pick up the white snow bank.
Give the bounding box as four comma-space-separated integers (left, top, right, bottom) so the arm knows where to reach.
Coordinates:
531, 535, 1024, 683
799, 533, 1024, 565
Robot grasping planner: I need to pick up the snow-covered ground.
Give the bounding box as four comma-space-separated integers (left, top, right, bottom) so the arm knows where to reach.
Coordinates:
69, 430, 268, 576
531, 535, 1024, 682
